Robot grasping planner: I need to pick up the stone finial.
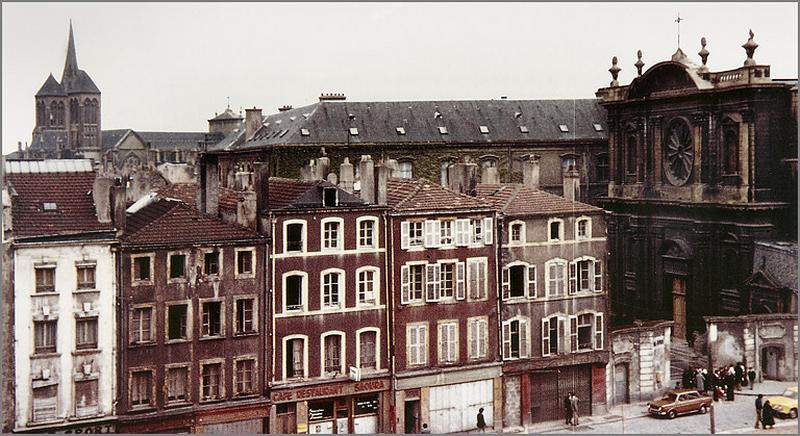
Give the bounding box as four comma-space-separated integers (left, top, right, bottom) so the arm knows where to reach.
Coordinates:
635, 50, 645, 76
698, 37, 710, 73
742, 29, 758, 66
609, 56, 621, 87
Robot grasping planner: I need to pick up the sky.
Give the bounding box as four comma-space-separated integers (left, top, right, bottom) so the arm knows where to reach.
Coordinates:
2, 2, 797, 155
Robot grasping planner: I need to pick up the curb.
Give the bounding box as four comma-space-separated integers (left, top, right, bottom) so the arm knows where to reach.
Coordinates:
723, 420, 798, 434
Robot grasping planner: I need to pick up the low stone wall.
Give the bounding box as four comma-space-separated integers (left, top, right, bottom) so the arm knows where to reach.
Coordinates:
608, 320, 673, 404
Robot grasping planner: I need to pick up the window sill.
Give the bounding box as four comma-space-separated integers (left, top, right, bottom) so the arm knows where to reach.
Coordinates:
234, 393, 260, 400
128, 341, 157, 348
165, 400, 192, 409
199, 335, 226, 341
199, 398, 225, 404
235, 274, 255, 280
73, 348, 101, 355
68, 412, 104, 421
31, 352, 60, 359
32, 291, 59, 297
167, 278, 188, 284
128, 405, 156, 413
233, 331, 259, 338
166, 338, 191, 345
27, 418, 65, 427
73, 288, 100, 294
131, 281, 153, 287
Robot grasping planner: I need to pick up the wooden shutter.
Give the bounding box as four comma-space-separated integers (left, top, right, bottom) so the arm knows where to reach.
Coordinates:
569, 262, 577, 295
527, 265, 537, 298
468, 320, 477, 359
502, 322, 511, 359
407, 327, 417, 365
447, 324, 457, 362
483, 217, 493, 244
569, 316, 578, 353
420, 325, 428, 364
558, 318, 566, 354
519, 319, 529, 358
424, 220, 441, 248
480, 319, 488, 358
400, 265, 410, 304
456, 262, 466, 300
594, 260, 603, 292
541, 318, 550, 357
595, 313, 604, 350
477, 260, 486, 300
438, 323, 446, 363
501, 267, 510, 299
467, 260, 478, 300
425, 264, 440, 302
455, 219, 469, 246
401, 222, 410, 249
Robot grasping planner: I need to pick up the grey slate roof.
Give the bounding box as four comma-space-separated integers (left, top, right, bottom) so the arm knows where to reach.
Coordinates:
752, 240, 798, 291
231, 99, 607, 151
101, 129, 132, 149
36, 74, 67, 97
137, 131, 209, 151
209, 108, 243, 121
29, 130, 69, 155
62, 69, 100, 94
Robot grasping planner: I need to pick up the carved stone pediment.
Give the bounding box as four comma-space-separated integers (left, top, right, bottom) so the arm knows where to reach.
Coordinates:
759, 324, 786, 339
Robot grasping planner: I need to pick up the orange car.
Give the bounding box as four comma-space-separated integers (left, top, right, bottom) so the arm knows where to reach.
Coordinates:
647, 389, 713, 419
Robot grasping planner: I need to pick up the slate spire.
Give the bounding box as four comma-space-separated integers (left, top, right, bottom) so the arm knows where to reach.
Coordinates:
62, 20, 78, 83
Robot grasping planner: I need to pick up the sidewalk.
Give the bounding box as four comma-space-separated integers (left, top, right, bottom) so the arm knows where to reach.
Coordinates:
724, 420, 798, 434
734, 380, 795, 397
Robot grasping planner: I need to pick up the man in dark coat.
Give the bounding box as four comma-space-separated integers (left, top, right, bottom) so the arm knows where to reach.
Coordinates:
754, 394, 763, 429
725, 370, 735, 401
564, 392, 573, 425
734, 362, 744, 390
762, 400, 776, 429
476, 408, 486, 432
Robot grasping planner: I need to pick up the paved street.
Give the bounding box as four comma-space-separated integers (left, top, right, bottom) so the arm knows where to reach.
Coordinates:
516, 381, 798, 434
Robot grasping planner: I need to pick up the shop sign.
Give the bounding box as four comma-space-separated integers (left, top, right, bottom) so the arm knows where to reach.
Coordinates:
54, 423, 116, 434
271, 378, 387, 403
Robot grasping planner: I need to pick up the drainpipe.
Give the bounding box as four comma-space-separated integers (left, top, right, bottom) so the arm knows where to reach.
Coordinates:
387, 211, 397, 434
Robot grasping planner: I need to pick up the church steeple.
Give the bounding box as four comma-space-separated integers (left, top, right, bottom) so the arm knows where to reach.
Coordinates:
62, 20, 79, 83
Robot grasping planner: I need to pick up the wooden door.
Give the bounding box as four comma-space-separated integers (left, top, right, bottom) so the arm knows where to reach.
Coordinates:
672, 277, 687, 339
614, 363, 629, 404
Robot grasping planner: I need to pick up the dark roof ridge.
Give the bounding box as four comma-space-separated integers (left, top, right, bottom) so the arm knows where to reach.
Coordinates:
390, 178, 427, 210
123, 199, 181, 240
501, 184, 524, 214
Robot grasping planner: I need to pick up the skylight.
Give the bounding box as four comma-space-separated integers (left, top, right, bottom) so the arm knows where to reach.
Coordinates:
593, 123, 604, 132
42, 202, 57, 211
349, 127, 359, 135
300, 128, 310, 136
289, 116, 297, 121
519, 126, 529, 133
438, 126, 448, 135
558, 124, 569, 133
479, 126, 489, 134
279, 129, 289, 137
434, 111, 442, 119
275, 119, 282, 124
396, 127, 406, 135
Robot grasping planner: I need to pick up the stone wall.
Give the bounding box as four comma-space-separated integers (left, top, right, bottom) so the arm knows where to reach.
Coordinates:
502, 375, 521, 428
608, 321, 673, 404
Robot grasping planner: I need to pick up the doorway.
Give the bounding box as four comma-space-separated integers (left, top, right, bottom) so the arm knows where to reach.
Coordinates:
671, 277, 687, 340
761, 346, 782, 380
614, 363, 630, 404
404, 400, 420, 434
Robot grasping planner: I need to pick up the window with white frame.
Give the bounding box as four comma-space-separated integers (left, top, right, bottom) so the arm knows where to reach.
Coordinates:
131, 255, 153, 283
285, 221, 306, 253
130, 370, 153, 407
425, 263, 441, 302
235, 358, 256, 396
542, 315, 568, 356
166, 366, 189, 403
570, 312, 604, 351
548, 218, 564, 242
34, 320, 57, 354
509, 221, 525, 244
569, 257, 602, 294
470, 217, 493, 245
35, 265, 56, 292
467, 258, 488, 301
424, 220, 441, 248
398, 161, 413, 179
323, 333, 344, 374
576, 217, 591, 240
168, 253, 186, 280
130, 306, 154, 344
502, 263, 536, 299
76, 317, 98, 350
357, 217, 377, 249
438, 321, 458, 364
358, 329, 378, 369
357, 267, 378, 306
439, 261, 456, 299
203, 250, 220, 276
200, 361, 223, 401
322, 218, 343, 251
467, 316, 488, 360
502, 318, 529, 359
235, 298, 256, 334
167, 304, 189, 341
400, 263, 425, 304
284, 272, 307, 312
440, 219, 454, 246
401, 221, 424, 249
454, 219, 470, 246
284, 336, 306, 380
201, 300, 223, 337
76, 264, 96, 289
406, 323, 428, 366
322, 270, 343, 309
236, 249, 255, 276
545, 259, 567, 297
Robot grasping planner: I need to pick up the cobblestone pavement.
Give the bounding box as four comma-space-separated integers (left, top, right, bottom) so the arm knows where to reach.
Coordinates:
514, 381, 798, 434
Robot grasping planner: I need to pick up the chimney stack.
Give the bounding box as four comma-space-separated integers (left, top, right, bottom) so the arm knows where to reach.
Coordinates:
385, 159, 400, 178
522, 155, 541, 190
563, 166, 580, 202
198, 155, 219, 216
376, 161, 391, 206
447, 158, 478, 195
315, 157, 331, 181
93, 176, 113, 223
481, 163, 499, 184
254, 161, 270, 234
111, 181, 126, 233
339, 158, 355, 193
236, 190, 257, 229
245, 107, 263, 141
359, 155, 375, 204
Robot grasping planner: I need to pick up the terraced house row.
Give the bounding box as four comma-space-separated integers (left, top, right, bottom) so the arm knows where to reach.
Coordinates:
2, 154, 608, 434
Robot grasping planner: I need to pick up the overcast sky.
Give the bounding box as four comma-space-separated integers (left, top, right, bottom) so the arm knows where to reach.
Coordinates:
2, 2, 797, 155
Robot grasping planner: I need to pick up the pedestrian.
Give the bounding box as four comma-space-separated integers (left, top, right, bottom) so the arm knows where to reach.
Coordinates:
748, 369, 756, 390
734, 362, 744, 390
754, 394, 763, 429
570, 392, 580, 426
739, 362, 748, 388
421, 423, 431, 434
762, 400, 776, 429
564, 392, 573, 425
725, 371, 735, 401
695, 369, 705, 393
477, 407, 486, 433
682, 368, 694, 389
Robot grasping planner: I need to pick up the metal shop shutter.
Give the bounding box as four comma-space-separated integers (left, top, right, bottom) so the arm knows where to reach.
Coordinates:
430, 379, 494, 433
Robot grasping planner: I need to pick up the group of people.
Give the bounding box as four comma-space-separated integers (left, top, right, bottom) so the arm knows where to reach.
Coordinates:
681, 362, 755, 402
563, 392, 580, 427
755, 394, 777, 429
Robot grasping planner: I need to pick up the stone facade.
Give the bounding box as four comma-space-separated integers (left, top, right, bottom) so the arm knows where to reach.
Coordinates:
608, 321, 673, 404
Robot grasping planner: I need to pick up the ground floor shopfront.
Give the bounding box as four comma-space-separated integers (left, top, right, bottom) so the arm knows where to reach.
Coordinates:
394, 364, 502, 434
502, 353, 608, 428
269, 376, 391, 434
116, 401, 269, 433
14, 416, 117, 434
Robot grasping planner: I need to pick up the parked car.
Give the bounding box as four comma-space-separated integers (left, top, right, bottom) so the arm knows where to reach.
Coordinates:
647, 389, 712, 419
767, 386, 798, 419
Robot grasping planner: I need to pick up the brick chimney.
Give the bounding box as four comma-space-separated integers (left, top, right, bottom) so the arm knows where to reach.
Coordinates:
563, 166, 580, 202
254, 161, 270, 234
92, 176, 113, 224
111, 181, 127, 233
245, 107, 263, 141
198, 155, 219, 216
359, 155, 375, 204
338, 157, 355, 193
522, 155, 541, 190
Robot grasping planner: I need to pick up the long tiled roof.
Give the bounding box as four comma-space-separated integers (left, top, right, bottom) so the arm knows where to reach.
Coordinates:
386, 178, 491, 212
156, 182, 243, 211
6, 170, 113, 237
122, 198, 260, 246
231, 99, 606, 151
476, 183, 601, 216
137, 131, 209, 151
267, 177, 366, 210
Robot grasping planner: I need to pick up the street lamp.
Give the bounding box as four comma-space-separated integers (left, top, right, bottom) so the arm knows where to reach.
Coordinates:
707, 323, 717, 434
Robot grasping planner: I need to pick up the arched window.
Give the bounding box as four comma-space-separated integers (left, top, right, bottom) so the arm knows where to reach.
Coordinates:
70, 99, 79, 125
440, 160, 453, 186
50, 101, 59, 126
722, 121, 739, 175
36, 101, 46, 126
626, 135, 637, 175
397, 161, 413, 179
596, 153, 609, 181
57, 102, 65, 126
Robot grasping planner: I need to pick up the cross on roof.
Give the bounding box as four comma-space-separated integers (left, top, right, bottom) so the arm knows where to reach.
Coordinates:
675, 13, 685, 49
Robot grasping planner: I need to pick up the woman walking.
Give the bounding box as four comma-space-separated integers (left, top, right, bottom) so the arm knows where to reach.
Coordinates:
762, 400, 776, 429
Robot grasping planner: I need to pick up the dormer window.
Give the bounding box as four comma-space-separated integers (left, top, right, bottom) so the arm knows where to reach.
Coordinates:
593, 123, 603, 132
558, 124, 569, 133
349, 127, 359, 136
519, 126, 529, 133
323, 187, 338, 207
479, 126, 489, 134
396, 127, 406, 135
438, 126, 448, 135
42, 202, 57, 211
300, 128, 310, 136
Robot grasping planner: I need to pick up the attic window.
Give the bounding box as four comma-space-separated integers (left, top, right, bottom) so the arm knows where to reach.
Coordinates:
42, 202, 58, 211
279, 129, 289, 137
479, 126, 489, 134
438, 126, 448, 135
275, 119, 282, 124
396, 127, 406, 135
303, 113, 310, 119
434, 111, 442, 119
349, 127, 359, 136
289, 116, 297, 121
300, 128, 310, 136
323, 187, 338, 207
558, 124, 569, 133
593, 123, 603, 132
519, 126, 529, 133
514, 112, 522, 118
